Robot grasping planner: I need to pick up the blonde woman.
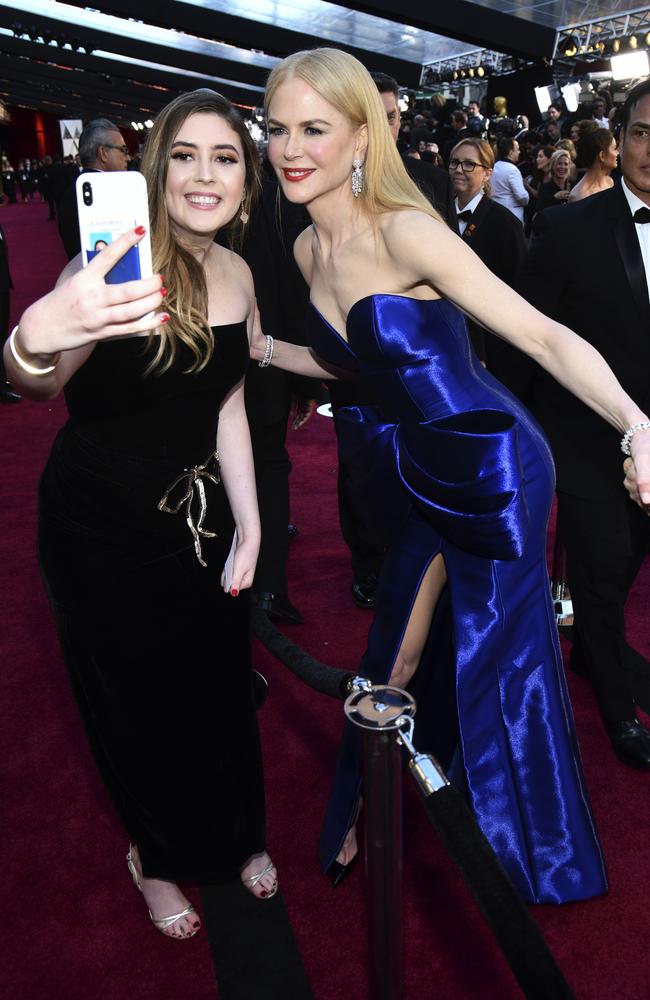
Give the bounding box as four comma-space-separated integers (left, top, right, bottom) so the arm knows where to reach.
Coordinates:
536, 149, 573, 212
253, 47, 650, 904
4, 90, 277, 939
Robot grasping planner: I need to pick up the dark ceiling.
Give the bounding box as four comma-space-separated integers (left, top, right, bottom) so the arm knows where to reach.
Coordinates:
0, 0, 559, 127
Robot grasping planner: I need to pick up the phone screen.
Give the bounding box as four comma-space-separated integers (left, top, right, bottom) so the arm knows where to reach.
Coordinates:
86, 230, 142, 284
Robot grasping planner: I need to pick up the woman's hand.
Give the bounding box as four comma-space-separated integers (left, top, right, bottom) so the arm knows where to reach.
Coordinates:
625, 432, 650, 512
249, 302, 268, 363
18, 227, 167, 358
221, 535, 259, 595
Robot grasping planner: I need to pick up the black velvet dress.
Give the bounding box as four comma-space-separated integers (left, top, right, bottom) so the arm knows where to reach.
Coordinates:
38, 323, 266, 884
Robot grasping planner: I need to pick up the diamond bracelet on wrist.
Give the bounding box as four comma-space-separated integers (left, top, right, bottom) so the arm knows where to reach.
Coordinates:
8, 325, 59, 376
258, 334, 274, 368
620, 421, 650, 455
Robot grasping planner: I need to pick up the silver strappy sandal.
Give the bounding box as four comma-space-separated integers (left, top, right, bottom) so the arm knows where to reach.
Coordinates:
126, 845, 199, 938
240, 856, 278, 899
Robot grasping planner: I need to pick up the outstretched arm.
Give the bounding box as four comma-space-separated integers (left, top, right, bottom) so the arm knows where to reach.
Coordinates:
249, 302, 345, 378
384, 211, 650, 503
3, 227, 166, 401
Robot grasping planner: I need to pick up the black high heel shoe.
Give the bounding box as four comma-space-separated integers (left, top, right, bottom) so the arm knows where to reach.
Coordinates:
328, 854, 359, 887
328, 798, 362, 886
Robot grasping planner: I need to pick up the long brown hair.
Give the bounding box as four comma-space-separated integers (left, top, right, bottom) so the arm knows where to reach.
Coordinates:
264, 48, 443, 225
141, 89, 261, 375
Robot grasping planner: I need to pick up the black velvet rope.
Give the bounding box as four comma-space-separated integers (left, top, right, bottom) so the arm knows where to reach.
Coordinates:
252, 606, 572, 996
251, 605, 354, 701
418, 783, 575, 1000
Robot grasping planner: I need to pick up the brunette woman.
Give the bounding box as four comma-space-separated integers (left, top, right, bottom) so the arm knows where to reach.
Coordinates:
4, 90, 277, 940
568, 121, 618, 202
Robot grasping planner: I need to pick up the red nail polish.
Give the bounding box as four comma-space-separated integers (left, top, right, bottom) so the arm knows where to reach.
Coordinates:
161, 286, 168, 297
135, 225, 146, 235
160, 313, 170, 324
231, 588, 239, 597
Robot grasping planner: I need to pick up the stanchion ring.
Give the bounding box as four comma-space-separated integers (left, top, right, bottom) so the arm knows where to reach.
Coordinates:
344, 684, 416, 731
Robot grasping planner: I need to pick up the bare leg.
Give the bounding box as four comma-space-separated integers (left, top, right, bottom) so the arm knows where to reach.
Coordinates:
336, 554, 448, 865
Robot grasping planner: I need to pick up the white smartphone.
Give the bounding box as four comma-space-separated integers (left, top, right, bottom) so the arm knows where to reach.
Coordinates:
76, 171, 153, 284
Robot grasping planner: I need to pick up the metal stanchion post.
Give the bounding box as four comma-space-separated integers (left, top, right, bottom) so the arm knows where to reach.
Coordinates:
345, 683, 416, 1000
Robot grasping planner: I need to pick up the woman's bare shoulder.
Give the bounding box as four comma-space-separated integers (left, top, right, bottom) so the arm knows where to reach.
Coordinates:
293, 226, 314, 284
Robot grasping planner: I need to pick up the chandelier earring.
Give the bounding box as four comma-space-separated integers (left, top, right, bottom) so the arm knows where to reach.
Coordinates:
239, 193, 249, 224
351, 158, 364, 198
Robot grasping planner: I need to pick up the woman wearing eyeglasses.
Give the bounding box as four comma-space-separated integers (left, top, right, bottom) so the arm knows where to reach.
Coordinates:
449, 138, 527, 385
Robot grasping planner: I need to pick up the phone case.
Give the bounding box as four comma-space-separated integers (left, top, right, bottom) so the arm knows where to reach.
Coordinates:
76, 172, 153, 284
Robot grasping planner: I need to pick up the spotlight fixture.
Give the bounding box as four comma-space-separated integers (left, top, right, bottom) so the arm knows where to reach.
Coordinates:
611, 49, 649, 79
468, 67, 475, 78
628, 34, 639, 49
612, 38, 622, 53
144, 119, 154, 128
559, 34, 578, 57
646, 31, 650, 47
477, 65, 485, 78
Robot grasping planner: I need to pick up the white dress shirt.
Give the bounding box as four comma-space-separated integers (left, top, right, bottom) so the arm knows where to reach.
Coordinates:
454, 191, 484, 236
621, 178, 650, 302
490, 160, 529, 224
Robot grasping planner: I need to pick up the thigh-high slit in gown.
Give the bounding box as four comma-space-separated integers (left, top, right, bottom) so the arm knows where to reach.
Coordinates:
38, 323, 266, 883
310, 294, 607, 905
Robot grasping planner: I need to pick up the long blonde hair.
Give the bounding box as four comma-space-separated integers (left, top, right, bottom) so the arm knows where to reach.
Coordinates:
141, 89, 260, 375
264, 48, 442, 224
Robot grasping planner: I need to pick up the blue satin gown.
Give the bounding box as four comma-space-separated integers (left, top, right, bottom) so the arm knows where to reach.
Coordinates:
310, 294, 607, 905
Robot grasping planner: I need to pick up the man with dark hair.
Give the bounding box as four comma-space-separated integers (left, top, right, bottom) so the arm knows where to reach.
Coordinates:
516, 75, 650, 767
443, 110, 470, 163
370, 71, 456, 226
58, 118, 128, 260
467, 99, 486, 136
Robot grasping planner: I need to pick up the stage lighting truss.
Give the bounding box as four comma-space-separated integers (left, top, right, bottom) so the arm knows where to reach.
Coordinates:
553, 6, 650, 63
420, 49, 513, 88
10, 21, 94, 54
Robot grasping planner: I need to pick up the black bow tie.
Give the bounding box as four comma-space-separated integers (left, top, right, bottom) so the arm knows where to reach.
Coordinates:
457, 210, 473, 222
633, 207, 650, 224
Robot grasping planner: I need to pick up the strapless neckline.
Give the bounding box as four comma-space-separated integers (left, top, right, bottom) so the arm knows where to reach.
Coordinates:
309, 293, 445, 344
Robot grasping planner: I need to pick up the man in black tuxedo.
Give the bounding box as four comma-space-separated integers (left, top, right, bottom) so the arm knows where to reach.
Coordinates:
57, 119, 128, 260
371, 74, 457, 229
516, 78, 650, 768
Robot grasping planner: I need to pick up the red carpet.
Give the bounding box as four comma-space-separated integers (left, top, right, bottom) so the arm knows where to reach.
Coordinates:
3, 201, 650, 1000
